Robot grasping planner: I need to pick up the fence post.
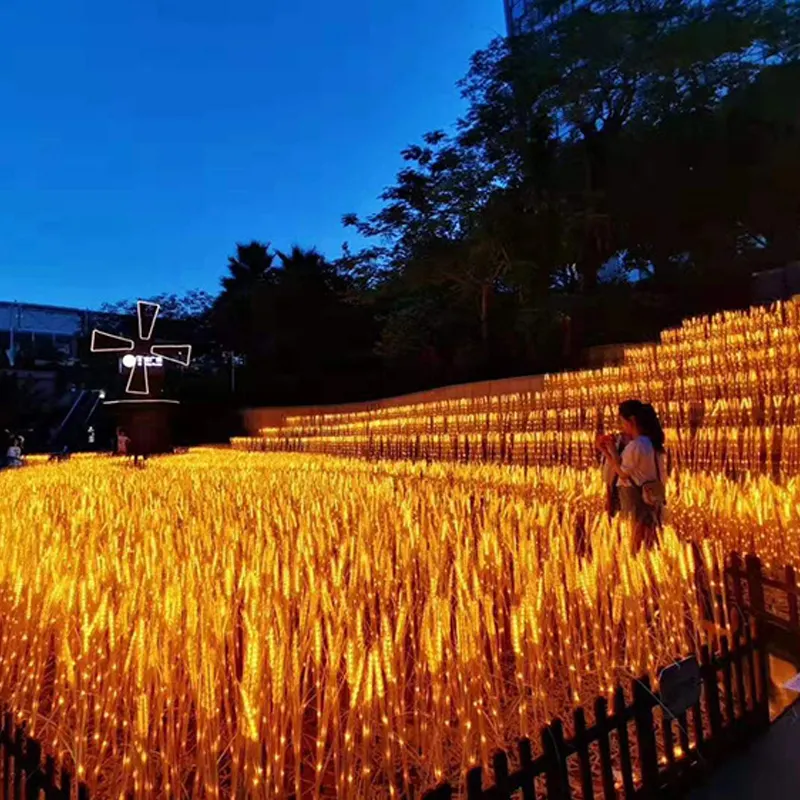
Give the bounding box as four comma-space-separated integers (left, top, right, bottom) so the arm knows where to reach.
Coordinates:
614, 687, 636, 798
700, 644, 724, 745
542, 720, 568, 800
633, 677, 660, 794
12, 724, 25, 800
729, 552, 746, 637
61, 767, 72, 799
24, 738, 41, 800
745, 554, 766, 616
492, 751, 511, 797
731, 627, 748, 724
422, 785, 452, 800
518, 739, 536, 800
753, 618, 772, 729
43, 756, 56, 795
466, 766, 483, 800
594, 697, 616, 800
692, 541, 714, 623
2, 713, 12, 800
719, 636, 735, 727
572, 709, 594, 800
786, 565, 799, 630
712, 558, 728, 633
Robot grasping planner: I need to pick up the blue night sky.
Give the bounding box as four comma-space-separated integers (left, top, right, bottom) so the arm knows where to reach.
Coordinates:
0, 1, 504, 310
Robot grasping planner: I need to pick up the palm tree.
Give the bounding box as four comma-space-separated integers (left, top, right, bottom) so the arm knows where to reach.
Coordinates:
221, 241, 275, 293
275, 246, 346, 295
214, 241, 276, 362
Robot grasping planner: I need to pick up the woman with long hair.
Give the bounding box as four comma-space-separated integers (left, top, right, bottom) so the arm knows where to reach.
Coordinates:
598, 399, 667, 550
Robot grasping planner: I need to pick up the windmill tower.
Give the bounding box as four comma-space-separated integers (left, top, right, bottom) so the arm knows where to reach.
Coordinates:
91, 301, 192, 455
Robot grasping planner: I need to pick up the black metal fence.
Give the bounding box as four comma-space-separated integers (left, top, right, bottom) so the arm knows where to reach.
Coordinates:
725, 553, 800, 670
423, 551, 800, 800
1, 553, 798, 800
423, 622, 769, 799
0, 712, 89, 800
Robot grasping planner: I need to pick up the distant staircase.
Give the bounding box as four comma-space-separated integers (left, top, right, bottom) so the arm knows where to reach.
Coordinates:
49, 389, 103, 452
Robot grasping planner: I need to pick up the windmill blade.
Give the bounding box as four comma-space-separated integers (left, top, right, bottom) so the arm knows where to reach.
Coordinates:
91, 329, 134, 353
150, 344, 192, 367
125, 360, 150, 395
137, 301, 160, 341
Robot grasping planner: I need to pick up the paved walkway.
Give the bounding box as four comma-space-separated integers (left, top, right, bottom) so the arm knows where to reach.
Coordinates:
690, 702, 800, 799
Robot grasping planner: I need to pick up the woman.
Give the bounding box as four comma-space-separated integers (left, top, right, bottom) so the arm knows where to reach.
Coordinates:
6, 436, 23, 468
599, 400, 667, 550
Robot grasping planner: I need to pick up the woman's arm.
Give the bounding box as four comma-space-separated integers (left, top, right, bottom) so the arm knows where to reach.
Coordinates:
602, 442, 632, 480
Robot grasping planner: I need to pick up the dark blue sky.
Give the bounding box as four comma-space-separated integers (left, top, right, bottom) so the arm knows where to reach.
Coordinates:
0, 0, 504, 309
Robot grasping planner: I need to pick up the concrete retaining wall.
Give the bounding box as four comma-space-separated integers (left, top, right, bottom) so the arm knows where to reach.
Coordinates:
240, 342, 642, 435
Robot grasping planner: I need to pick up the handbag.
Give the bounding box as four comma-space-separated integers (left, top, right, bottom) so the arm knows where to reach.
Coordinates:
640, 450, 666, 508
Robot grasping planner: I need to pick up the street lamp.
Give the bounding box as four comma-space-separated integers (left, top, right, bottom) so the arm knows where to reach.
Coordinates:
225, 351, 243, 393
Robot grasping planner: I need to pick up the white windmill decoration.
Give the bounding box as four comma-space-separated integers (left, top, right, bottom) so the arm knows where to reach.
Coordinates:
91, 301, 192, 396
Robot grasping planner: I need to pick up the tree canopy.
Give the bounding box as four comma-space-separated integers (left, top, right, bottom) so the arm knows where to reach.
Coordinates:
341, 0, 800, 383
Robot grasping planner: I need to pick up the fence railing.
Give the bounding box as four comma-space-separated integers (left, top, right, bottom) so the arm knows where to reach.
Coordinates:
1, 554, 797, 800
0, 712, 89, 800
423, 551, 800, 800
724, 553, 800, 666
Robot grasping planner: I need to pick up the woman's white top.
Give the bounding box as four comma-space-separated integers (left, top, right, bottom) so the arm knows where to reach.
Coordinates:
619, 435, 665, 488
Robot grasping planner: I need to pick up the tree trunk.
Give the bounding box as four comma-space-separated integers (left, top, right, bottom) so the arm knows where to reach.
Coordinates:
580, 243, 605, 293
580, 126, 611, 294
480, 284, 490, 345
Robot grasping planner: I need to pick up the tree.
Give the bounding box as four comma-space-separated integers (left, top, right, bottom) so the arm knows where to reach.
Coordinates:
212, 243, 381, 404
344, 129, 525, 375
212, 241, 277, 360
102, 290, 215, 321
459, 0, 798, 293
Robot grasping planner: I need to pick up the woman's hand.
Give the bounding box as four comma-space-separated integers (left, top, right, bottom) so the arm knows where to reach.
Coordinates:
596, 434, 615, 454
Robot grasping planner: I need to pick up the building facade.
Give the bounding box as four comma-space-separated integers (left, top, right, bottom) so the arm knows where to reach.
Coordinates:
0, 301, 94, 368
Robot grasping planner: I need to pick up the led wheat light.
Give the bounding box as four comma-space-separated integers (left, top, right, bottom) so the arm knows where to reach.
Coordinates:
235, 296, 800, 475
91, 300, 192, 395
4, 297, 799, 798
0, 450, 797, 798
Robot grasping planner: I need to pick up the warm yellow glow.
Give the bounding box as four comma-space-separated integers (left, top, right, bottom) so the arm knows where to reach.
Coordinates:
0, 450, 794, 797
233, 297, 800, 475
4, 299, 800, 796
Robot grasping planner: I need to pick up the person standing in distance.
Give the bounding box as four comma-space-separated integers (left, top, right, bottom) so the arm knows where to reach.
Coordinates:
116, 428, 131, 458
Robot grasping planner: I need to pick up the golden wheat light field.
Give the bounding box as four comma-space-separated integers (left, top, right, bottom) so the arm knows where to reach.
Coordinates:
0, 449, 798, 798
